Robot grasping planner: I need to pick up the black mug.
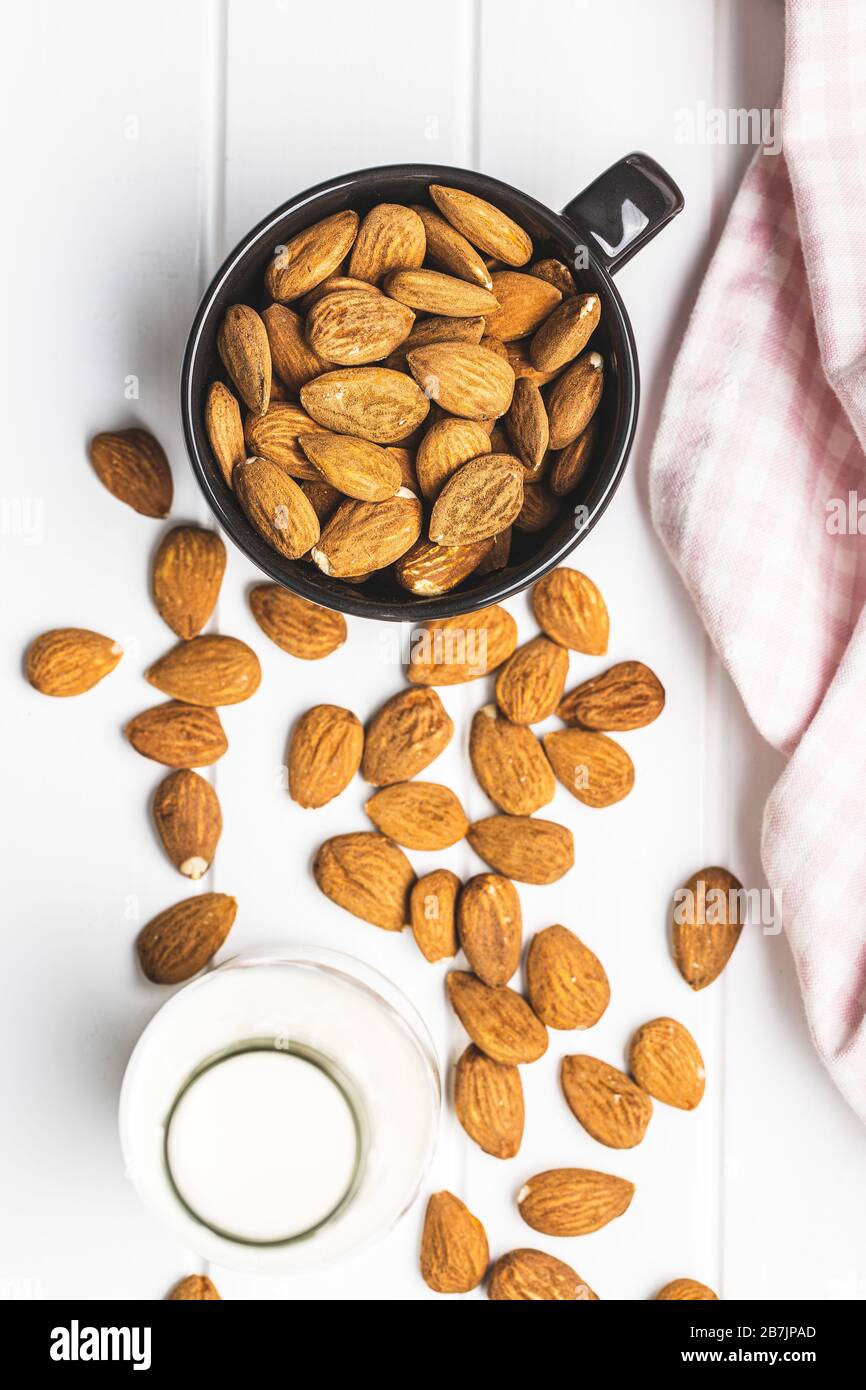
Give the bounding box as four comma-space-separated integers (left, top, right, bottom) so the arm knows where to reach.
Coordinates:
181, 155, 683, 622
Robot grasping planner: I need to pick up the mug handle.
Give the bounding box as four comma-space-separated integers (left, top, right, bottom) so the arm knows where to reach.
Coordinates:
561, 152, 684, 276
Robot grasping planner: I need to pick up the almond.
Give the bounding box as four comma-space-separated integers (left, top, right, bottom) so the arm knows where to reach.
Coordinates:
526, 925, 610, 1030
467, 815, 573, 885
288, 704, 363, 809
496, 636, 569, 725
301, 478, 343, 521
265, 210, 360, 302
629, 1017, 706, 1110
655, 1279, 719, 1301
517, 1168, 634, 1236
88, 428, 173, 518
503, 338, 559, 388
313, 831, 415, 931
394, 536, 493, 595
415, 417, 491, 500
388, 313, 486, 368
306, 290, 415, 365
298, 430, 401, 501
446, 971, 548, 1065
248, 583, 346, 659
469, 705, 555, 815
420, 1191, 489, 1294
561, 1055, 652, 1149
485, 271, 562, 341
167, 1276, 221, 1301
311, 489, 421, 576
125, 701, 228, 768
137, 892, 237, 984
559, 660, 665, 732
530, 292, 601, 372
672, 867, 744, 991
204, 382, 246, 488
429, 185, 532, 266
407, 343, 515, 420
549, 419, 598, 496
362, 687, 453, 785
298, 274, 380, 312
454, 1044, 524, 1159
410, 869, 460, 963
386, 446, 418, 491
429, 453, 524, 545
529, 258, 577, 298
412, 205, 493, 288
146, 634, 261, 706
26, 628, 121, 697
365, 781, 468, 851
152, 769, 222, 880
542, 728, 634, 808
151, 525, 226, 640
217, 304, 272, 416
262, 303, 329, 393
488, 1249, 597, 1301
505, 378, 549, 469
458, 873, 522, 987
244, 402, 327, 478
384, 268, 498, 318
407, 605, 518, 685
234, 456, 321, 560
301, 367, 430, 444
532, 568, 609, 653
514, 481, 558, 532
348, 203, 426, 284
547, 350, 604, 449
477, 527, 512, 574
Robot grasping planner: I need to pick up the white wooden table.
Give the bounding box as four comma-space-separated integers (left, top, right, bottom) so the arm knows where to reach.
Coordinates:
3, 0, 865, 1301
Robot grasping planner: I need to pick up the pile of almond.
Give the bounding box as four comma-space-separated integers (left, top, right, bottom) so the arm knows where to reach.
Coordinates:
203, 186, 605, 593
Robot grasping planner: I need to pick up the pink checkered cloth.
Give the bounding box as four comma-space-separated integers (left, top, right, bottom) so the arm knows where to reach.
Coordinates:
650, 0, 866, 1118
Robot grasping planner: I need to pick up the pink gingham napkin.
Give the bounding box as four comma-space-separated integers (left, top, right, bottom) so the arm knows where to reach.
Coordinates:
650, 0, 866, 1118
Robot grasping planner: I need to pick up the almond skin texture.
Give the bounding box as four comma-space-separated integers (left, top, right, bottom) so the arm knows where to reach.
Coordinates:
415, 417, 491, 500
485, 271, 562, 342
137, 893, 237, 984
530, 292, 601, 372
244, 402, 326, 478
529, 258, 577, 298
489, 1249, 597, 1301
454, 1044, 524, 1159
362, 687, 453, 785
549, 419, 598, 496
265, 210, 360, 302
365, 781, 468, 851
547, 350, 604, 449
561, 1055, 653, 1149
299, 274, 380, 311
410, 869, 460, 963
384, 268, 498, 318
313, 832, 415, 931
559, 660, 666, 731
656, 1279, 719, 1301
152, 769, 222, 880
348, 203, 426, 284
506, 378, 549, 470
407, 343, 515, 421
389, 314, 486, 368
248, 584, 346, 659
146, 634, 261, 706
517, 1168, 635, 1237
673, 866, 744, 990
412, 205, 492, 288
469, 706, 555, 815
301, 367, 430, 444
408, 605, 518, 686
504, 338, 559, 388
514, 481, 558, 533
629, 1017, 706, 1110
312, 489, 421, 577
289, 705, 363, 809
532, 568, 609, 654
543, 728, 634, 809
496, 636, 569, 725
429, 185, 532, 266
526, 925, 610, 1030
168, 1275, 221, 1301
205, 381, 246, 487
429, 453, 524, 546
89, 428, 173, 518
458, 873, 522, 987
468, 815, 574, 885
217, 304, 272, 416
306, 290, 415, 366
126, 701, 227, 768
298, 430, 401, 501
234, 456, 321, 560
26, 628, 121, 697
262, 303, 329, 394
394, 536, 493, 595
151, 526, 226, 641
447, 971, 548, 1065
420, 1191, 489, 1295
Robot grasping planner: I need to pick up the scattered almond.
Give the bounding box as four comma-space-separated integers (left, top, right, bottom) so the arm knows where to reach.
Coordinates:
365, 781, 468, 851
489, 1249, 597, 1301
559, 660, 665, 731
673, 866, 744, 990
137, 892, 237, 984
89, 428, 173, 518
496, 636, 569, 725
313, 831, 415, 931
629, 1017, 706, 1110
125, 701, 228, 768
362, 686, 453, 785
543, 728, 634, 808
447, 971, 548, 1065
526, 925, 610, 1030
145, 634, 261, 706
454, 1045, 524, 1159
288, 704, 363, 809
167, 1275, 222, 1301
532, 568, 609, 653
469, 705, 555, 815
151, 525, 226, 641
152, 769, 222, 880
410, 868, 460, 962
517, 1168, 635, 1236
561, 1055, 653, 1149
420, 1191, 489, 1294
26, 628, 122, 697
407, 605, 518, 686
458, 873, 522, 987
468, 815, 574, 885
655, 1279, 718, 1301
248, 583, 346, 659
